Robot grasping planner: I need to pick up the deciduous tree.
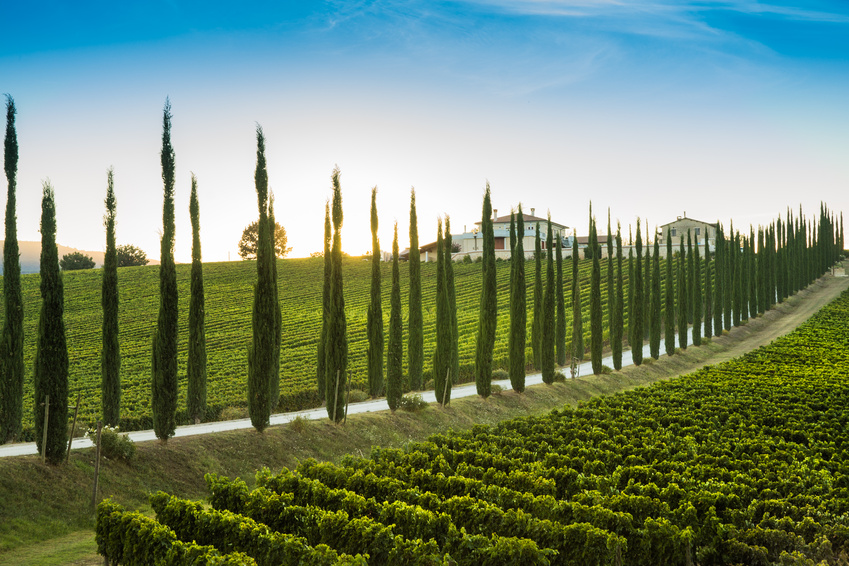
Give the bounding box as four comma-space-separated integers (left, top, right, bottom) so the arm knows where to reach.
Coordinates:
60, 252, 95, 271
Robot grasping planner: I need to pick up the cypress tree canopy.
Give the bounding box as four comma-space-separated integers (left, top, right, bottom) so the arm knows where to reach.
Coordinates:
187, 173, 207, 424
474, 184, 497, 398
325, 167, 347, 422
508, 206, 526, 392
102, 168, 121, 427
386, 223, 402, 411
367, 187, 384, 397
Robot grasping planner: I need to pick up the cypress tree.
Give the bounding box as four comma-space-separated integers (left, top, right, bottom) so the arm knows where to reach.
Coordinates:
509, 206, 526, 392
33, 182, 68, 464
532, 224, 543, 369
650, 233, 661, 359
1, 94, 23, 443
627, 245, 634, 349
317, 202, 330, 399
704, 236, 712, 339
248, 126, 275, 431
693, 234, 702, 347
474, 185, 497, 397
632, 220, 643, 365
187, 173, 207, 424
267, 195, 282, 411
749, 227, 758, 318
386, 223, 402, 411
571, 231, 583, 363
643, 226, 651, 340
152, 99, 178, 441
408, 190, 423, 390
612, 225, 624, 370
509, 212, 516, 305
664, 233, 675, 356
713, 224, 724, 336
433, 219, 451, 405
542, 215, 556, 382
101, 167, 120, 426
366, 188, 383, 397
731, 226, 741, 327
589, 211, 602, 374
677, 237, 687, 350
741, 235, 750, 322
555, 233, 566, 366
325, 167, 347, 421
606, 211, 614, 359
445, 217, 459, 383
687, 231, 694, 324
723, 224, 732, 330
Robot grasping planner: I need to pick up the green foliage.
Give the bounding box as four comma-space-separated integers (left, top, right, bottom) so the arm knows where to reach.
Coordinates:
33, 182, 68, 464
612, 226, 624, 370
102, 167, 121, 426
59, 251, 95, 271
541, 216, 556, 383
445, 217, 459, 385
475, 185, 497, 398
532, 224, 543, 369
187, 174, 207, 424
398, 393, 428, 412
408, 189, 423, 391
555, 234, 566, 367
433, 219, 451, 406
237, 220, 291, 260
631, 220, 644, 366
325, 167, 347, 422
153, 98, 179, 441
692, 235, 702, 347
367, 187, 384, 397
1, 94, 23, 443
88, 425, 136, 461
650, 235, 661, 359
589, 208, 602, 375
570, 232, 583, 363
509, 207, 527, 393
386, 224, 402, 411
317, 202, 330, 399
116, 244, 149, 267
677, 238, 688, 351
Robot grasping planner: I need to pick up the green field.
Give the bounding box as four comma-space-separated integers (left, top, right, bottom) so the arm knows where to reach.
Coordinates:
2, 255, 621, 436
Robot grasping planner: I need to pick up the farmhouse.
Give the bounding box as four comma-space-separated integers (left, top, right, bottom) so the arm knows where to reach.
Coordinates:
658, 214, 717, 253
454, 208, 571, 262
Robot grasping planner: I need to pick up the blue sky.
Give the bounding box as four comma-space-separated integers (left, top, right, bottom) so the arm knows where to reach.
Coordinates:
2, 1, 848, 261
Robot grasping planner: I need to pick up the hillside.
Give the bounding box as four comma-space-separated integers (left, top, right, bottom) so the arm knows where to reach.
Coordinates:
1, 241, 105, 274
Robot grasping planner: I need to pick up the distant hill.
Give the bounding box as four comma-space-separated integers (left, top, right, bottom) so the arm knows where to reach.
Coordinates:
0, 241, 157, 274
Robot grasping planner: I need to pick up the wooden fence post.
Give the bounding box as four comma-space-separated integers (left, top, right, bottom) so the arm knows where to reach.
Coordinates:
92, 420, 103, 510
66, 393, 81, 463
41, 395, 50, 464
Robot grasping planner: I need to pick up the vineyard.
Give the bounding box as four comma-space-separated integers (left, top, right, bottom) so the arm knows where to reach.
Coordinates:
1, 254, 615, 436
97, 288, 849, 565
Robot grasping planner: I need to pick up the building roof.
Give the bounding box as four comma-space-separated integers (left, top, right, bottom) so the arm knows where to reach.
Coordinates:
475, 213, 569, 230
576, 235, 611, 245
659, 215, 718, 229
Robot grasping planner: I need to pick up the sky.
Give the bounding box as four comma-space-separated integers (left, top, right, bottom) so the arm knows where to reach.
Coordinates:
2, 0, 848, 262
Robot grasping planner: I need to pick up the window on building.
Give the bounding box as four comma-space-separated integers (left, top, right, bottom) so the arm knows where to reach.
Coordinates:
494, 237, 505, 250
670, 228, 677, 237
695, 228, 701, 236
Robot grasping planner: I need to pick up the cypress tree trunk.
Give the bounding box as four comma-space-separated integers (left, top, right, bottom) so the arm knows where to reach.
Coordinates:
555, 233, 566, 367
248, 126, 275, 431
445, 217, 459, 383
650, 235, 661, 359
474, 186, 496, 397
664, 235, 675, 356
589, 212, 602, 374
386, 224, 402, 411
317, 202, 330, 399
509, 207, 526, 392
542, 216, 556, 382
187, 174, 207, 424
704, 237, 713, 339
433, 219, 451, 405
1, 95, 23, 443
532, 224, 544, 369
325, 167, 347, 421
408, 190, 423, 391
367, 188, 383, 397
693, 235, 702, 346
152, 99, 178, 441
612, 226, 624, 370
101, 167, 121, 427
33, 182, 68, 464
631, 221, 643, 365
677, 238, 688, 350
571, 233, 583, 363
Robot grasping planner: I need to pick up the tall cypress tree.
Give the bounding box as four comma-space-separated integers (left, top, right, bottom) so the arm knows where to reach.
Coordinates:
555, 233, 566, 367
713, 224, 724, 336
731, 225, 741, 327
643, 226, 651, 340
542, 215, 556, 382
509, 206, 526, 392
589, 211, 602, 374
664, 234, 675, 355
248, 126, 275, 431
33, 182, 68, 464
408, 189, 423, 391
268, 195, 282, 410
650, 234, 661, 359
741, 234, 750, 322
704, 236, 713, 339
632, 220, 643, 365
317, 201, 330, 399
325, 167, 347, 421
1, 94, 23, 443
606, 211, 614, 360
693, 234, 702, 347
101, 168, 120, 426
386, 223, 402, 411
366, 188, 383, 397
677, 238, 688, 350
474, 186, 496, 397
152, 99, 178, 441
445, 217, 459, 383
571, 231, 583, 363
748, 227, 758, 317
612, 225, 624, 370
187, 174, 207, 424
723, 224, 733, 330
532, 224, 543, 369
687, 231, 695, 324
433, 219, 451, 405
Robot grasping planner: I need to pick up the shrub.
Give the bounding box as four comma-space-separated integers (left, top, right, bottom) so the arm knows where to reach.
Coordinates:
553, 371, 566, 382
462, 255, 473, 264
491, 369, 509, 381
60, 251, 95, 271
490, 384, 503, 395
601, 365, 613, 374
89, 425, 136, 461
347, 389, 370, 403
289, 415, 311, 433
399, 394, 428, 412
